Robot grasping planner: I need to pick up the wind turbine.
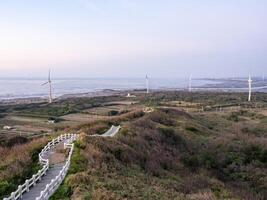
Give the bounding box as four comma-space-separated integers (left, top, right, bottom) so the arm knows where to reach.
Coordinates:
248, 75, 252, 102
188, 75, 192, 92
146, 74, 149, 94
42, 69, 53, 103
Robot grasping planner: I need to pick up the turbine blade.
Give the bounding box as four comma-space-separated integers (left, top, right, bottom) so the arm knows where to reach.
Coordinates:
42, 82, 49, 86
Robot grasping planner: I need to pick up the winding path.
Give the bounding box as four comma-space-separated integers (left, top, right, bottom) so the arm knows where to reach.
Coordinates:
3, 134, 76, 200
92, 125, 121, 137
4, 126, 120, 200
20, 142, 66, 200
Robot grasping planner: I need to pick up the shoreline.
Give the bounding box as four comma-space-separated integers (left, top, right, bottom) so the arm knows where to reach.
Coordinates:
0, 87, 267, 105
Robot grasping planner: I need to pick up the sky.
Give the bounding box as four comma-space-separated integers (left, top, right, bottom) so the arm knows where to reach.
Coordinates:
0, 0, 266, 78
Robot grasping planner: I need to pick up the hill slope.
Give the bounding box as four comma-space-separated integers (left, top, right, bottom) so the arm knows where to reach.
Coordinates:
52, 107, 267, 200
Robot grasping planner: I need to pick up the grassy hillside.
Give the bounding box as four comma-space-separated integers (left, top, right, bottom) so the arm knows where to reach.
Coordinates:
52, 106, 267, 200
1, 91, 267, 199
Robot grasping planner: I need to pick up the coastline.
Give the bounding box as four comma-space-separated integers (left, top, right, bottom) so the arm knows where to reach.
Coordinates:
1, 81, 267, 105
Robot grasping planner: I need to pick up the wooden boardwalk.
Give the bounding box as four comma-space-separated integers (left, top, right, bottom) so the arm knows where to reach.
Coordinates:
21, 164, 64, 200
21, 140, 67, 200
92, 125, 121, 137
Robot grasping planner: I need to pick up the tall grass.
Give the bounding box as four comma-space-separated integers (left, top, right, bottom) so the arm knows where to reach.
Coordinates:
0, 137, 48, 198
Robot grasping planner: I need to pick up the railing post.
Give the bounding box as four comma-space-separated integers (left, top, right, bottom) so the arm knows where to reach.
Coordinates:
33, 174, 36, 185
39, 169, 42, 180
45, 184, 50, 195
11, 192, 15, 200
26, 179, 30, 192
38, 191, 44, 200
18, 185, 22, 198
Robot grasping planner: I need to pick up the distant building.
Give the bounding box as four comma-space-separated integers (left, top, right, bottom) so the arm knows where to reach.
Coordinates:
3, 126, 12, 130
126, 93, 136, 98
48, 120, 55, 124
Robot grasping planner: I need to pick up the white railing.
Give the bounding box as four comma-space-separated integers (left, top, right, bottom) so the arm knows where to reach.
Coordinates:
35, 134, 77, 200
3, 133, 77, 200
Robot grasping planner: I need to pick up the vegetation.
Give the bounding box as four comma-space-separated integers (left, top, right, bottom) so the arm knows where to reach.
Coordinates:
1, 91, 267, 199
53, 103, 267, 199
0, 137, 48, 199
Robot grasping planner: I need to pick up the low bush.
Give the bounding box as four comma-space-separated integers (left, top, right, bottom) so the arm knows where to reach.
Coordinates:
108, 110, 119, 116
6, 136, 28, 147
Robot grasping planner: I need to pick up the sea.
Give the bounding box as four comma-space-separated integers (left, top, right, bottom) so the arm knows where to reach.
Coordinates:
0, 78, 214, 100
0, 77, 266, 100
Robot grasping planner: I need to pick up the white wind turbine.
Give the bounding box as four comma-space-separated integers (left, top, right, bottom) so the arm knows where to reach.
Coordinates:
146, 74, 149, 94
42, 69, 53, 103
188, 75, 192, 92
248, 75, 252, 102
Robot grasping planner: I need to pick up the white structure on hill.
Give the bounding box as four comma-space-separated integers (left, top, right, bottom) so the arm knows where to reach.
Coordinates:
126, 93, 136, 98
248, 75, 252, 102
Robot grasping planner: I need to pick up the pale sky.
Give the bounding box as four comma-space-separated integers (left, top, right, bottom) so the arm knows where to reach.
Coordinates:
0, 0, 266, 78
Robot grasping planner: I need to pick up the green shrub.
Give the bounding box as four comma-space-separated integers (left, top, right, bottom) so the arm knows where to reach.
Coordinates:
68, 148, 87, 174
185, 126, 199, 133
50, 184, 71, 200
181, 154, 200, 170
158, 127, 185, 147
243, 145, 267, 164
108, 110, 119, 116
0, 181, 15, 199
6, 136, 28, 147
227, 112, 239, 122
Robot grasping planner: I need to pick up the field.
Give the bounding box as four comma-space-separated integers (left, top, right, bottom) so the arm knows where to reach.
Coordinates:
1, 91, 267, 199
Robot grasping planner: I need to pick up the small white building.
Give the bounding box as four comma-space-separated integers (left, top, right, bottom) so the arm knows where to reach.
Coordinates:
126, 93, 136, 98
48, 120, 55, 124
3, 126, 12, 130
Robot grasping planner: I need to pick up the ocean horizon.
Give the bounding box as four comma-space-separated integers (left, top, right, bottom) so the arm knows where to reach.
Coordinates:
0, 77, 266, 100
0, 77, 215, 100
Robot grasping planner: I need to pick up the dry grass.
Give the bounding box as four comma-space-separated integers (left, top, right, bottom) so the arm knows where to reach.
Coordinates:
0, 137, 48, 181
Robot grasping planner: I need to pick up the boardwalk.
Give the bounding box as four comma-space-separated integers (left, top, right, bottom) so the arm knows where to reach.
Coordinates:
4, 134, 76, 200
4, 126, 119, 200
21, 164, 64, 200
92, 125, 121, 137
21, 141, 67, 200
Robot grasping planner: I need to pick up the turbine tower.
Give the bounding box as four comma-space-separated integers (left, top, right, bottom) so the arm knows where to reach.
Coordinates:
42, 69, 53, 103
248, 75, 252, 102
146, 74, 149, 94
188, 75, 192, 92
